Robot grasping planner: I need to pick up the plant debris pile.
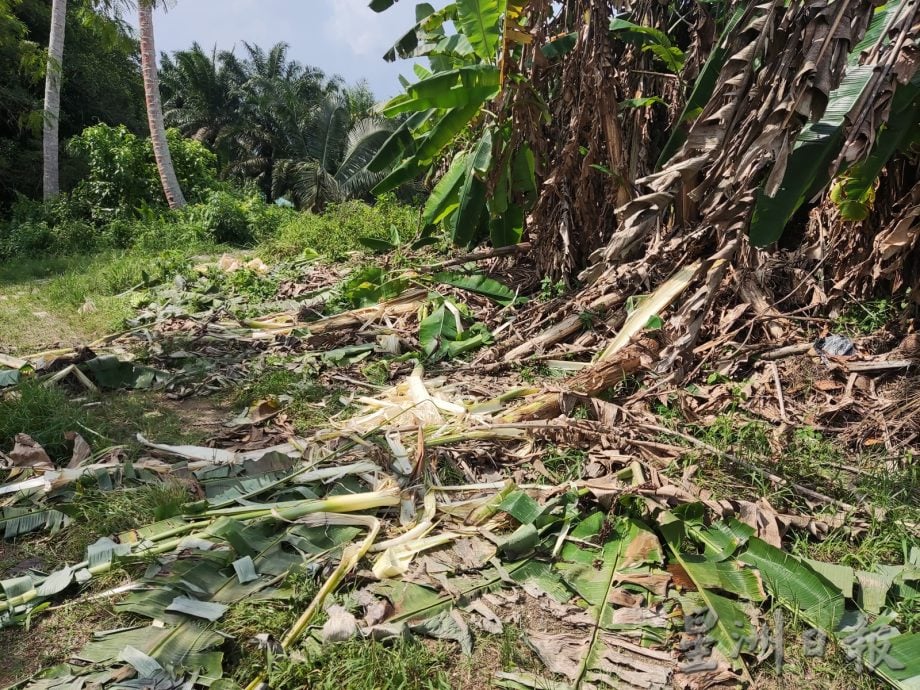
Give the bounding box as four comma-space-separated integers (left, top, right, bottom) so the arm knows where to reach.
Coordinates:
1, 244, 918, 689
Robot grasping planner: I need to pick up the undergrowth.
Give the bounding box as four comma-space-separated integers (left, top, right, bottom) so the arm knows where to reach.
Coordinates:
658, 410, 919, 573
224, 566, 451, 690
0, 382, 206, 460
55, 482, 190, 565
231, 365, 348, 433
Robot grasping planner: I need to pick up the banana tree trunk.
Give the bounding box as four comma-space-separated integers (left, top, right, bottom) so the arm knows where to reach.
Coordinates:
42, 0, 67, 201
138, 2, 186, 209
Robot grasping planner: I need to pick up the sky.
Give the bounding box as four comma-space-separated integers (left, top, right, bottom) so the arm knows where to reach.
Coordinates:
128, 0, 422, 101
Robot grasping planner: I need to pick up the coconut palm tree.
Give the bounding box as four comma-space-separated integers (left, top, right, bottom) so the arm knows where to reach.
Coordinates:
42, 0, 67, 200
137, 0, 184, 208
272, 94, 394, 211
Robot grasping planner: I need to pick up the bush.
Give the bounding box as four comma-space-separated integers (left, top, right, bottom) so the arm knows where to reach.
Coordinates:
165, 129, 221, 203
186, 190, 252, 245
67, 123, 218, 221
0, 216, 96, 259
182, 189, 294, 246
265, 195, 417, 258
131, 216, 211, 253
0, 167, 419, 262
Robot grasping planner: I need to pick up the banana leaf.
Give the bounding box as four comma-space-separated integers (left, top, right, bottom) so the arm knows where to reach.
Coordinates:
1, 507, 68, 539
434, 271, 517, 306
659, 511, 758, 672
422, 151, 471, 225
381, 65, 500, 116
749, 1, 911, 245
739, 537, 844, 632
554, 512, 673, 686
456, 0, 505, 62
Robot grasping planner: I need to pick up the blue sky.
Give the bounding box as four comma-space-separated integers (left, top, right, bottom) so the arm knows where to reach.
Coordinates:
130, 0, 423, 100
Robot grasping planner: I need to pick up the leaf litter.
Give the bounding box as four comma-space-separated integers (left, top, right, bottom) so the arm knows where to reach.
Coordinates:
0, 248, 918, 690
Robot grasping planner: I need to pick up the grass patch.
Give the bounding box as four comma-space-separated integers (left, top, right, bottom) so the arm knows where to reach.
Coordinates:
659, 412, 919, 586
224, 567, 451, 690
282, 639, 452, 690
751, 610, 886, 690
790, 457, 919, 570
539, 446, 588, 483
0, 382, 208, 461
259, 197, 416, 260
0, 598, 127, 686
53, 481, 190, 565
0, 246, 214, 354
231, 364, 347, 434
0, 382, 102, 459
833, 298, 897, 336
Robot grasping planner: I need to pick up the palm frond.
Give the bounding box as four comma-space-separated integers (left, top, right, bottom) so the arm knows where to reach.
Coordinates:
336, 116, 395, 196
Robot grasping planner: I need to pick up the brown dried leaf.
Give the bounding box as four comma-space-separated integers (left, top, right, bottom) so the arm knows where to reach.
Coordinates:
6, 434, 54, 472
65, 432, 92, 469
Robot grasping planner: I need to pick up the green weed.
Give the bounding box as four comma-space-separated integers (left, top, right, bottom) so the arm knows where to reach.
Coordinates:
225, 565, 450, 690
55, 482, 191, 565
289, 638, 452, 690
0, 382, 102, 459
834, 298, 896, 335
0, 382, 206, 460
538, 276, 566, 301
540, 446, 588, 483
516, 363, 551, 384
260, 196, 416, 260
231, 365, 345, 434
750, 609, 886, 690
662, 412, 918, 587
0, 247, 213, 352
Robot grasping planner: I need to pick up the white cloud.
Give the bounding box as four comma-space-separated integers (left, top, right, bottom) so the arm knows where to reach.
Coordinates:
324, 0, 407, 57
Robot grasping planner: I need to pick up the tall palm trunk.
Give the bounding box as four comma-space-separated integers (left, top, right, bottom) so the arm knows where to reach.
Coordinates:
42, 0, 67, 201
138, 2, 186, 209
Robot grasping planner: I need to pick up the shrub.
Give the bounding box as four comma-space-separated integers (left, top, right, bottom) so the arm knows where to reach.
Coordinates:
181, 189, 294, 246
67, 123, 218, 221
67, 124, 158, 219
265, 195, 417, 258
165, 129, 221, 203
186, 190, 252, 245
131, 216, 211, 254
0, 217, 96, 259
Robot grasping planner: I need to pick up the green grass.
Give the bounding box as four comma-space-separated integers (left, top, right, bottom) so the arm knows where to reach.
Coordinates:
223, 567, 322, 646
0, 382, 103, 459
283, 639, 452, 690
53, 481, 191, 565
539, 445, 588, 483
231, 364, 348, 434
833, 298, 897, 336
0, 381, 208, 460
259, 197, 417, 260
0, 246, 214, 354
224, 565, 451, 690
750, 609, 887, 690
0, 596, 128, 686
659, 412, 919, 584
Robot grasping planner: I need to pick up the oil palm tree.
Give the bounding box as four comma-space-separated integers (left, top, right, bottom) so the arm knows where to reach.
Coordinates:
272, 94, 394, 211
159, 42, 245, 148
42, 0, 67, 200
138, 0, 184, 208
224, 42, 340, 198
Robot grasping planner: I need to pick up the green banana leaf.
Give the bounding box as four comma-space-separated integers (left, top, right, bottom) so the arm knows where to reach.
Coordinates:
456, 0, 506, 62
555, 512, 672, 686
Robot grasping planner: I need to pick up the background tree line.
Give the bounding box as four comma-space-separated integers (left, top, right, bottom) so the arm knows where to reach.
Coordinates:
0, 0, 392, 214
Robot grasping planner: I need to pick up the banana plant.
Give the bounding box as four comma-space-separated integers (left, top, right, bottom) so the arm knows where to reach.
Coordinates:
368, 0, 538, 249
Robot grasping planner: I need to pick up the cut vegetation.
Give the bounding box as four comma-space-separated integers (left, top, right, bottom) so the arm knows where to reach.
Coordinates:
1, 0, 919, 689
